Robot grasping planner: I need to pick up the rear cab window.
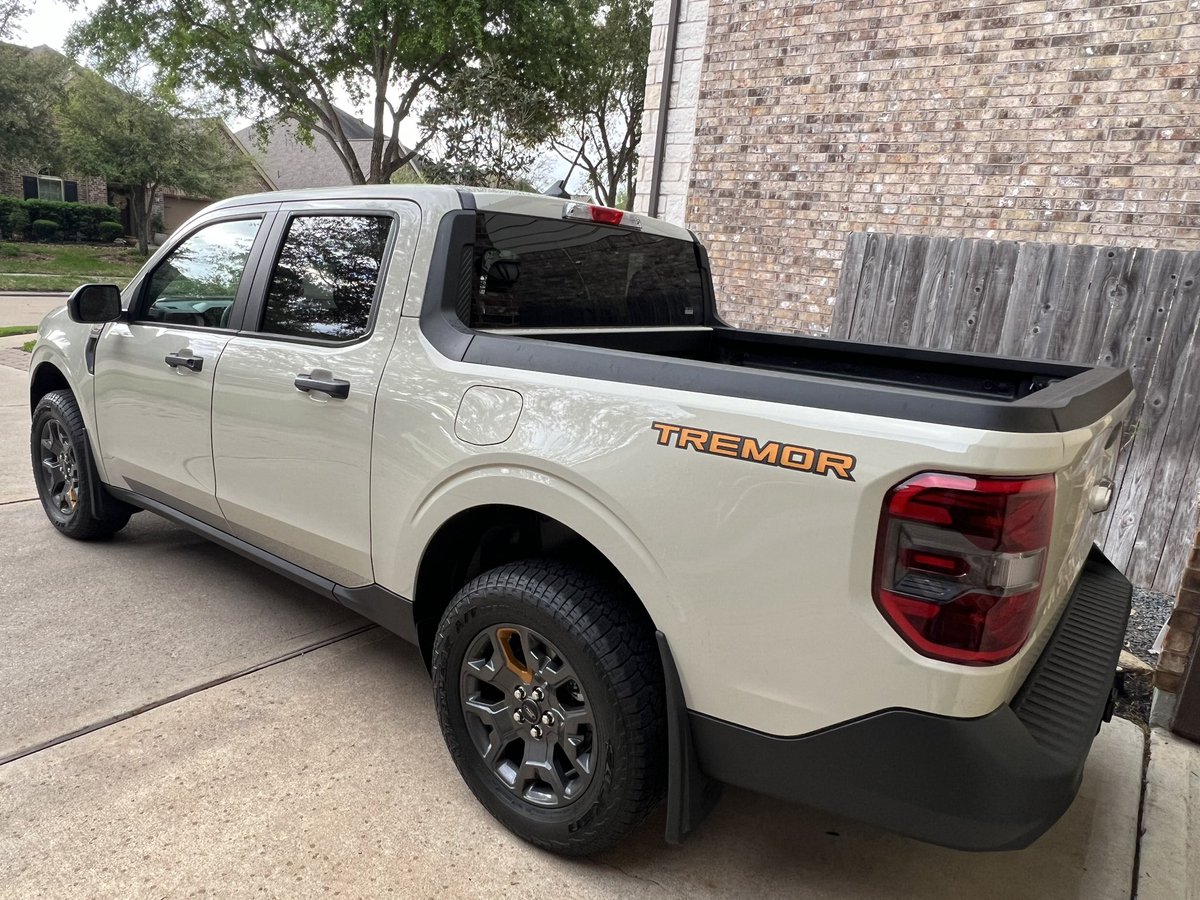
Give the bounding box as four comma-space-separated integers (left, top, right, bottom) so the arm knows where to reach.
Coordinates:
469, 212, 706, 330
258, 214, 393, 342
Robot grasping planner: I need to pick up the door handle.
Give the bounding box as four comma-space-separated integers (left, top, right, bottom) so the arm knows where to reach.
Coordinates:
164, 352, 203, 372
294, 373, 350, 399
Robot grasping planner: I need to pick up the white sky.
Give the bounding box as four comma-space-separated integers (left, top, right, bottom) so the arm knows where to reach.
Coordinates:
15, 0, 90, 54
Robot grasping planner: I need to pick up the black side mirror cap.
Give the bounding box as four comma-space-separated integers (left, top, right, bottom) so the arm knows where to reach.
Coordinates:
67, 284, 123, 323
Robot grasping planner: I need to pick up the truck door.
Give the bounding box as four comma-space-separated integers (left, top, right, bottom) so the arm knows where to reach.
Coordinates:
210, 200, 420, 586
94, 211, 275, 524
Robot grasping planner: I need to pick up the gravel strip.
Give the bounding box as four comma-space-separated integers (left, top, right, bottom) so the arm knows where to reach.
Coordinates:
1116, 586, 1175, 726
1125, 586, 1175, 664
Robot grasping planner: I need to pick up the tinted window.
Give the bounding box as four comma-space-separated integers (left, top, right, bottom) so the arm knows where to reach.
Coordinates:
141, 218, 261, 329
469, 212, 705, 329
259, 214, 392, 341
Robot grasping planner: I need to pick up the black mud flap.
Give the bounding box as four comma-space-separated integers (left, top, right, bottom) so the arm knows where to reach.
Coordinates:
657, 631, 723, 843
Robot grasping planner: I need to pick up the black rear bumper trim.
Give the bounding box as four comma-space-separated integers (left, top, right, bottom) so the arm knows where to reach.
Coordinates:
688, 545, 1133, 851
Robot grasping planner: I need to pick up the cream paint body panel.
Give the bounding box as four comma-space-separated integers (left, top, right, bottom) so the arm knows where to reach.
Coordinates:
454, 386, 523, 445
93, 323, 232, 521
210, 200, 422, 587
372, 320, 1132, 737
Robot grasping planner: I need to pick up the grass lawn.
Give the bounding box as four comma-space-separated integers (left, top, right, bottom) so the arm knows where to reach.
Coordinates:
22, 339, 35, 353
0, 325, 38, 338
0, 242, 144, 293
0, 242, 146, 276
0, 273, 133, 292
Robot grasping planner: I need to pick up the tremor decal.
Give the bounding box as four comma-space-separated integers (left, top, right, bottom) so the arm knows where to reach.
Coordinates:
650, 422, 857, 481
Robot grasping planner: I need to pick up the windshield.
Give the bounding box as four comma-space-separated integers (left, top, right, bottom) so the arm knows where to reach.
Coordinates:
469, 212, 706, 329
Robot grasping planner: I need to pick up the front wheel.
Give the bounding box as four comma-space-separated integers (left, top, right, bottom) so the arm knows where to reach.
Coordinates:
31, 390, 131, 540
432, 559, 666, 855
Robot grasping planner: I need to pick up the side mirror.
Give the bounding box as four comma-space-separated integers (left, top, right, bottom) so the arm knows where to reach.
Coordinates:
67, 284, 123, 324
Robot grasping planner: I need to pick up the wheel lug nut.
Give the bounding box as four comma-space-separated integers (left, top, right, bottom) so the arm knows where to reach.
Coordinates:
540, 712, 554, 726
512, 711, 523, 722
529, 725, 543, 739
513, 687, 526, 701
530, 688, 544, 701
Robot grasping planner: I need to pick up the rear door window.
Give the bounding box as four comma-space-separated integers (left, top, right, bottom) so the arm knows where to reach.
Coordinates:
258, 214, 393, 341
470, 212, 705, 329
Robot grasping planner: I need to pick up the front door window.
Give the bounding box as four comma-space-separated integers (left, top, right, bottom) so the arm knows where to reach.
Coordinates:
140, 218, 261, 330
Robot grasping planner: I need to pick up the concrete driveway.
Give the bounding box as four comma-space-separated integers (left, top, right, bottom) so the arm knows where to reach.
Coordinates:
0, 352, 1145, 898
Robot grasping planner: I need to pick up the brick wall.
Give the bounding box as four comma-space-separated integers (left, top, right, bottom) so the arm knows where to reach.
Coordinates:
1158, 529, 1200, 693
644, 0, 1200, 334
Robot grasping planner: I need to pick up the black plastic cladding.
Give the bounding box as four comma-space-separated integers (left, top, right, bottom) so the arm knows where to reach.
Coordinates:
420, 194, 1133, 434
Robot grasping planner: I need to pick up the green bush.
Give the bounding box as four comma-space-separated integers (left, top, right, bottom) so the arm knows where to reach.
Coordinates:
0, 197, 119, 241
96, 221, 124, 243
4, 206, 30, 239
31, 219, 59, 242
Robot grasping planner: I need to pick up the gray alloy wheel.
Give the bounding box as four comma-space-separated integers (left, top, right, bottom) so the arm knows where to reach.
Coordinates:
30, 389, 133, 540
459, 623, 597, 808
37, 418, 81, 520
432, 558, 666, 856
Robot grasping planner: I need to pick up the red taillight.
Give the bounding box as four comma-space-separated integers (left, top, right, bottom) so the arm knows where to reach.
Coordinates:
873, 472, 1055, 666
562, 201, 643, 229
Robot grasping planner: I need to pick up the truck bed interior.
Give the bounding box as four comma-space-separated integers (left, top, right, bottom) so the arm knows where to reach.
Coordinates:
511, 326, 1089, 403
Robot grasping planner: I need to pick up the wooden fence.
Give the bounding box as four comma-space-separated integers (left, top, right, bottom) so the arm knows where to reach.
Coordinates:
830, 231, 1200, 595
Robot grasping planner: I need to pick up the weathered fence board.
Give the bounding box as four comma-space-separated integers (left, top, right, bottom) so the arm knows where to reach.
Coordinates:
830, 231, 1200, 594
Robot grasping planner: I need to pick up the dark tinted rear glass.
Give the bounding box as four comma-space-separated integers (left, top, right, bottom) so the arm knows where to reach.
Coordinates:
469, 212, 705, 329
260, 214, 391, 341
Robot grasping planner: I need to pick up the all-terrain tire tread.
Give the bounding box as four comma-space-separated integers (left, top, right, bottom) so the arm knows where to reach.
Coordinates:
432, 558, 665, 856
31, 389, 130, 540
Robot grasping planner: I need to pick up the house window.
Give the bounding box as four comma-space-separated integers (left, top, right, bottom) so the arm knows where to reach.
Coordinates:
37, 176, 64, 202
22, 175, 79, 202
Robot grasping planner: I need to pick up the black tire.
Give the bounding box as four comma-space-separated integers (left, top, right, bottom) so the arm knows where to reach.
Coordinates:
30, 390, 132, 540
432, 559, 665, 856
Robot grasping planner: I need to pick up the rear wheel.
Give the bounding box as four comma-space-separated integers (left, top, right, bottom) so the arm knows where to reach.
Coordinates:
31, 390, 132, 540
432, 559, 665, 855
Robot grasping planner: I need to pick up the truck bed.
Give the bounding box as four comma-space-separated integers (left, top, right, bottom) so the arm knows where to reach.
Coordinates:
455, 325, 1132, 434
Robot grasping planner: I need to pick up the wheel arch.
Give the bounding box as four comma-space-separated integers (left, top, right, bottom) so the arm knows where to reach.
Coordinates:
29, 360, 72, 411
412, 503, 660, 671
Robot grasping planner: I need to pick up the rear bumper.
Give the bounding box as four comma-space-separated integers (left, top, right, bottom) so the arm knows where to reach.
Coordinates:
690, 545, 1133, 851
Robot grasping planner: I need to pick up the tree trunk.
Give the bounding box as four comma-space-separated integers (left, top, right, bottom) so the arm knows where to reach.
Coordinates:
127, 185, 149, 257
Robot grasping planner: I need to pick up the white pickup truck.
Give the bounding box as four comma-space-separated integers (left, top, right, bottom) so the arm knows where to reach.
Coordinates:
29, 186, 1134, 856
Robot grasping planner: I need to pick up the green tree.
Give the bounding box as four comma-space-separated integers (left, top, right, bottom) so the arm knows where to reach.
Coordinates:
58, 74, 251, 255
552, 0, 651, 208
0, 35, 67, 169
70, 0, 586, 186
420, 53, 557, 190
0, 0, 28, 37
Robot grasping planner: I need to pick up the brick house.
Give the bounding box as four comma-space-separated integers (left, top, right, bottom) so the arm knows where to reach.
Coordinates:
233, 108, 420, 191
634, 0, 1200, 334
0, 172, 109, 206
0, 44, 274, 238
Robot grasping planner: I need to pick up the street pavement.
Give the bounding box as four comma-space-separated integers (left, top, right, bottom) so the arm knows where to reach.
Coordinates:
0, 346, 1151, 898
0, 292, 66, 329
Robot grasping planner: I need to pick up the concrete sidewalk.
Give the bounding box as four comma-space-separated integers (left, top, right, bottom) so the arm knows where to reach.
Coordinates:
1139, 726, 1200, 900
